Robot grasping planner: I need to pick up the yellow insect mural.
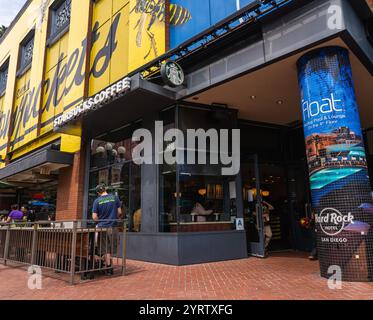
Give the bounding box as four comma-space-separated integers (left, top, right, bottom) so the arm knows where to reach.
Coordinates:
131, 0, 192, 59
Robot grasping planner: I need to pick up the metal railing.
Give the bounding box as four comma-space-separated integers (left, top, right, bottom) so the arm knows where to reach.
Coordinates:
0, 219, 127, 285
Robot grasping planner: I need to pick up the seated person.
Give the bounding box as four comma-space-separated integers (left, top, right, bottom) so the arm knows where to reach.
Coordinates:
5, 204, 24, 223
191, 202, 214, 222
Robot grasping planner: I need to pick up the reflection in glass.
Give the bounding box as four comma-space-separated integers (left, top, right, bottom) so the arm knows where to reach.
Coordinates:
159, 105, 238, 233
89, 126, 142, 232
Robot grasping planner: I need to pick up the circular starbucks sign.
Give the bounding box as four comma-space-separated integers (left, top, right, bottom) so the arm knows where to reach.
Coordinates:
161, 61, 185, 87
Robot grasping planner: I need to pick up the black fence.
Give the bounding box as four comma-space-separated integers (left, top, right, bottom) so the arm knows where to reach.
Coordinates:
0, 219, 127, 285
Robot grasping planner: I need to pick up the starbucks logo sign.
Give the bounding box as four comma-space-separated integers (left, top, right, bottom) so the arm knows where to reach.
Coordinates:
316, 208, 354, 236
161, 61, 185, 87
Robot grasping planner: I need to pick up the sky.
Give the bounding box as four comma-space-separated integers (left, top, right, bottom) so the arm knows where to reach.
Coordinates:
0, 0, 27, 27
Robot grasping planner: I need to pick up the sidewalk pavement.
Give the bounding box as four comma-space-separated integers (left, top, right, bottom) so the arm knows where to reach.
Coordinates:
1, 252, 373, 300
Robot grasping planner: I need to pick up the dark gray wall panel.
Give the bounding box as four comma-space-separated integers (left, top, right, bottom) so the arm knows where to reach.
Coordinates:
178, 231, 248, 265
342, 0, 373, 69
263, 0, 344, 61
127, 233, 179, 265
210, 41, 265, 86
140, 114, 160, 233
126, 231, 247, 265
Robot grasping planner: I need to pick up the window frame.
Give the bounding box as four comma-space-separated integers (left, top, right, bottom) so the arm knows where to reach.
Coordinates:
0, 59, 9, 97
16, 30, 35, 78
47, 0, 72, 47
159, 104, 239, 232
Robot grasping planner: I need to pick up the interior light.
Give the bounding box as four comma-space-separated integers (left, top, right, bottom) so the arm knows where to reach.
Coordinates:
118, 146, 126, 155
276, 99, 284, 105
262, 191, 270, 197
96, 146, 105, 154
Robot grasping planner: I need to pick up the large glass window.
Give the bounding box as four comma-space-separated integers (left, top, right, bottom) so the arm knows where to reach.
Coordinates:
160, 106, 238, 233
89, 123, 142, 232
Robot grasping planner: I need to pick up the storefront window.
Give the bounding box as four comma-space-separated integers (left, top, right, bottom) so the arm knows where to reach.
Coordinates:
17, 31, 34, 76
177, 171, 237, 228
50, 0, 72, 39
89, 123, 141, 232
159, 106, 238, 232
0, 60, 8, 97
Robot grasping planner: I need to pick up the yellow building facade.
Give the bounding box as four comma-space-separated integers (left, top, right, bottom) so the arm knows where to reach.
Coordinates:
0, 0, 166, 164
0, 0, 166, 217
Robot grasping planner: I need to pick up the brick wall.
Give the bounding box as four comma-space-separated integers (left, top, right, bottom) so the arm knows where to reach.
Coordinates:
56, 147, 86, 221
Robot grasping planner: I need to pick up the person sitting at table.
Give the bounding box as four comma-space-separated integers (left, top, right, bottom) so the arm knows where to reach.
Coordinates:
5, 204, 24, 223
191, 202, 214, 222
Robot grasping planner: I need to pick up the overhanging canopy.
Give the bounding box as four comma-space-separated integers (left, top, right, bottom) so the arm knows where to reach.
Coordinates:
0, 148, 74, 183
82, 74, 178, 139
54, 74, 178, 139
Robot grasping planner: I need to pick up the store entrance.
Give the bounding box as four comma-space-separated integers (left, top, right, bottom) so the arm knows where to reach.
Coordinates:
242, 154, 313, 257
242, 154, 265, 257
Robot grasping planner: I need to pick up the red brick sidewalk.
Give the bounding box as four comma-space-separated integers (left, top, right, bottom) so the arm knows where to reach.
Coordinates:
1, 252, 373, 300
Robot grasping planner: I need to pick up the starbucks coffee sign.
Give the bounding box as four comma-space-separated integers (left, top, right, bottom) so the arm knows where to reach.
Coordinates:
161, 61, 185, 87
54, 77, 131, 129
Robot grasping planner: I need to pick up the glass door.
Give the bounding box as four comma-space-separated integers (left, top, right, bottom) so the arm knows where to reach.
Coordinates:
242, 154, 265, 257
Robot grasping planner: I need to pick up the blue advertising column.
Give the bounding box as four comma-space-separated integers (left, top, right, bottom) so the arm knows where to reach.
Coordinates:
297, 46, 373, 282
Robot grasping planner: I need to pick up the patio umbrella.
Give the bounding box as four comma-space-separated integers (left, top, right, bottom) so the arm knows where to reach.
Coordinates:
29, 201, 50, 207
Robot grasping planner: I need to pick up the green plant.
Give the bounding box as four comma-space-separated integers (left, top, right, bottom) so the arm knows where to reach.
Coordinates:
0, 25, 7, 39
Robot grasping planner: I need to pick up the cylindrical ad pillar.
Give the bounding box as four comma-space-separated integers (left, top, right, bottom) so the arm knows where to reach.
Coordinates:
297, 46, 373, 282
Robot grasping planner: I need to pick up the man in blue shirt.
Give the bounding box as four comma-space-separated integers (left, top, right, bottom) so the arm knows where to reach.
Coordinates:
92, 184, 122, 227
92, 184, 122, 275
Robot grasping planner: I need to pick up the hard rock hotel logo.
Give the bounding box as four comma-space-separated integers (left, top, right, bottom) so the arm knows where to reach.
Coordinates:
316, 208, 355, 237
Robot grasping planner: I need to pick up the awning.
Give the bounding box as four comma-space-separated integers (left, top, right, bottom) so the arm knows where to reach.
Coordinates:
0, 148, 74, 183
0, 181, 16, 189
56, 73, 178, 139
83, 74, 177, 139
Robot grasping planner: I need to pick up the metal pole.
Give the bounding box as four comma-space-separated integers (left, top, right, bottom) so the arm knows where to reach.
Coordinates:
121, 220, 127, 276
3, 225, 10, 266
30, 224, 38, 266
70, 221, 78, 285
